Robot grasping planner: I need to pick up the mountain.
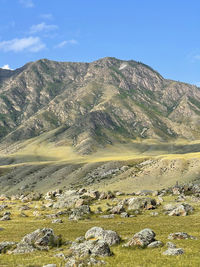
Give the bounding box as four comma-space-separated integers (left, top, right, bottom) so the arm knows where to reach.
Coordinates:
1, 57, 200, 194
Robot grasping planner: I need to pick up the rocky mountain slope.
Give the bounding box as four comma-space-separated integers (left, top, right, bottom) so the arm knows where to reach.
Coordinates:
1, 57, 200, 193
0, 57, 200, 154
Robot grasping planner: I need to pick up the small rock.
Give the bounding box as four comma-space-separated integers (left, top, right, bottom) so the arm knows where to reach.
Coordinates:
166, 242, 176, 248
168, 232, 197, 240
163, 248, 184, 256
52, 219, 63, 224
147, 241, 163, 248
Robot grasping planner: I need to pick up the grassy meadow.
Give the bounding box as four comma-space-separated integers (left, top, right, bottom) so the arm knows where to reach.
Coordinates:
0, 195, 200, 266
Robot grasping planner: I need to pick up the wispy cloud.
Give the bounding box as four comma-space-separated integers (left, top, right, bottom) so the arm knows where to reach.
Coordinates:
40, 13, 53, 20
0, 37, 45, 53
193, 55, 200, 60
30, 22, 58, 34
1, 64, 12, 70
19, 0, 34, 8
55, 39, 78, 48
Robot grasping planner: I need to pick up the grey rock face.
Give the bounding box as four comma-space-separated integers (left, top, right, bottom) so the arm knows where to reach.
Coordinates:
124, 228, 156, 247
85, 226, 120, 246
163, 248, 184, 256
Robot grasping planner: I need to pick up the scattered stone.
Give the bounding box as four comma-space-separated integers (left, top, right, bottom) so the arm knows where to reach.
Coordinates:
12, 228, 61, 254
70, 239, 112, 257
150, 212, 159, 216
168, 232, 197, 240
167, 242, 176, 248
163, 248, 184, 256
69, 205, 91, 221
127, 197, 157, 211
85, 226, 120, 246
123, 228, 156, 248
52, 219, 63, 224
0, 242, 16, 253
120, 212, 129, 218
100, 214, 115, 219
147, 241, 163, 248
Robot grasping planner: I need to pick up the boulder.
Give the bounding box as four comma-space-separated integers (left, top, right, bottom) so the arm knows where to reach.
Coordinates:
69, 205, 91, 221
70, 239, 111, 257
127, 197, 157, 210
110, 204, 125, 214
0, 242, 16, 253
65, 256, 106, 267
12, 228, 61, 253
168, 204, 193, 216
168, 232, 197, 240
124, 228, 156, 248
147, 241, 163, 248
163, 203, 193, 216
100, 214, 115, 219
163, 248, 184, 256
85, 226, 120, 246
166, 242, 176, 248
53, 190, 80, 209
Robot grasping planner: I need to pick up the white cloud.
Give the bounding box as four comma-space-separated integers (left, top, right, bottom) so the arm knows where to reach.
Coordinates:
1, 64, 12, 70
19, 0, 34, 8
30, 22, 58, 34
40, 13, 53, 20
55, 39, 78, 48
0, 37, 45, 53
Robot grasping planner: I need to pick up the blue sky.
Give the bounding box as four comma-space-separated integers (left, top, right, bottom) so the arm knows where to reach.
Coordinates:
1, 0, 200, 85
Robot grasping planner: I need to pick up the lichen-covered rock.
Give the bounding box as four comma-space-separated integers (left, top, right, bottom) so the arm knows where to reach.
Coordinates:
53, 190, 80, 209
12, 228, 61, 254
70, 239, 111, 257
163, 248, 184, 256
0, 242, 16, 253
168, 232, 197, 240
127, 197, 157, 210
147, 241, 163, 248
124, 228, 156, 247
163, 203, 193, 216
85, 227, 120, 246
69, 205, 91, 221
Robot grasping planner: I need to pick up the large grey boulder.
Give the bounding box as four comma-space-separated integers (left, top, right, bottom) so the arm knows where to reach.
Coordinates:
53, 190, 80, 209
69, 205, 91, 221
163, 203, 193, 216
85, 227, 120, 246
124, 228, 156, 247
12, 228, 60, 254
70, 239, 111, 257
127, 197, 157, 210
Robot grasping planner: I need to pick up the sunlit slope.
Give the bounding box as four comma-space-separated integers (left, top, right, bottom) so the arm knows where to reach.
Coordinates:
1, 137, 200, 194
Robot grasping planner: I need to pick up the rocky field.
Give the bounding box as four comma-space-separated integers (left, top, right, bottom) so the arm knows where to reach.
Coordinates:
0, 184, 200, 266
